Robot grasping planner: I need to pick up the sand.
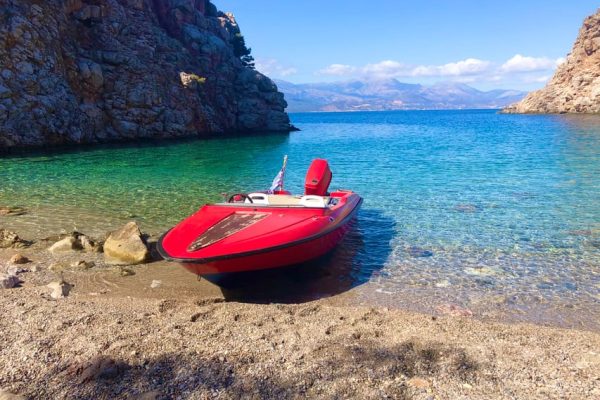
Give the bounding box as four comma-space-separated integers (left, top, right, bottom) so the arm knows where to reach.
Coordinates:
1, 240, 599, 399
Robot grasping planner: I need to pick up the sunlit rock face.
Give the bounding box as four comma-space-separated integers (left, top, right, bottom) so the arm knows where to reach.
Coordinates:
504, 9, 600, 114
0, 0, 292, 148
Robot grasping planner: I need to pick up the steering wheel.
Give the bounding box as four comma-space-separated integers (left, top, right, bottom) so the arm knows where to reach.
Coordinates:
227, 193, 253, 203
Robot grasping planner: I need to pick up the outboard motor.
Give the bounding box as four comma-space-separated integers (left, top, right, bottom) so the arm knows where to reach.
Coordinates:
305, 159, 332, 196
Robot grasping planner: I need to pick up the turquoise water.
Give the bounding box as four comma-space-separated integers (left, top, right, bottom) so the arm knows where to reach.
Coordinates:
1, 110, 599, 329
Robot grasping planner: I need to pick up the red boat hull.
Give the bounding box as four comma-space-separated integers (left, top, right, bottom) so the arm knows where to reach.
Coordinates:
158, 191, 362, 276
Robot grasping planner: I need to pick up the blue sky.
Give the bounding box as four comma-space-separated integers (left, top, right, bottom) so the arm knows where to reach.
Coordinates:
215, 0, 599, 91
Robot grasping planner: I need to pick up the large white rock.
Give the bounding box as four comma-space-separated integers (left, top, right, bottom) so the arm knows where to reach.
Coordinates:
103, 222, 149, 265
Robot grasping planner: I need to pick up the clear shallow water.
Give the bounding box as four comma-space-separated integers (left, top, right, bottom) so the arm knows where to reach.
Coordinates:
1, 110, 599, 329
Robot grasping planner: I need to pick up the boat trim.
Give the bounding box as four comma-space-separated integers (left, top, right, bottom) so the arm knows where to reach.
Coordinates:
157, 197, 362, 264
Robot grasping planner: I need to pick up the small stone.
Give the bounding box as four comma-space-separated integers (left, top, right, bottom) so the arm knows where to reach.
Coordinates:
118, 267, 135, 277
48, 235, 82, 253
435, 279, 451, 288
150, 280, 161, 289
7, 266, 27, 276
48, 263, 67, 273
80, 235, 102, 253
70, 260, 95, 270
0, 273, 20, 289
133, 391, 160, 400
10, 254, 30, 264
407, 377, 430, 389
464, 267, 498, 277
0, 390, 26, 400
47, 280, 73, 299
436, 303, 474, 317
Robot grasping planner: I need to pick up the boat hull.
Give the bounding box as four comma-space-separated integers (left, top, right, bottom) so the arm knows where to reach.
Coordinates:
157, 193, 362, 276
176, 208, 358, 275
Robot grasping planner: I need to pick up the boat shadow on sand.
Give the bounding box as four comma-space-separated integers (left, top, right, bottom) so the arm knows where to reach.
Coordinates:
215, 209, 395, 304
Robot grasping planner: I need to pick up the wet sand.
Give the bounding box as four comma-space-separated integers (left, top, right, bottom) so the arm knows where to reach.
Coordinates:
1, 241, 600, 400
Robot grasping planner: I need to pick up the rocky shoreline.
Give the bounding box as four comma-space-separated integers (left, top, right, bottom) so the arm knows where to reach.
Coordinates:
1, 214, 600, 399
503, 8, 600, 114
0, 0, 294, 148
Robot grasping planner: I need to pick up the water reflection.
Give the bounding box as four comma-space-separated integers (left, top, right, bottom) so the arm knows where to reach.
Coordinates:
216, 209, 395, 303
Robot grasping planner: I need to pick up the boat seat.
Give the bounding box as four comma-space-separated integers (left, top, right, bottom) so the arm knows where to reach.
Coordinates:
267, 194, 302, 206
247, 193, 270, 205
299, 195, 327, 208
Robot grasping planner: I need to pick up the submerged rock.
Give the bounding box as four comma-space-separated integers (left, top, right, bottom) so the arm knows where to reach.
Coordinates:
454, 204, 481, 213
0, 230, 31, 249
104, 222, 149, 265
0, 274, 20, 289
407, 246, 434, 258
0, 206, 27, 216
436, 303, 474, 318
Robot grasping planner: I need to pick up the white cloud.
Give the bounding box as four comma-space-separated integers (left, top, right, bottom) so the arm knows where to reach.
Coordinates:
318, 58, 492, 79
255, 58, 297, 77
362, 60, 408, 77
314, 54, 565, 89
412, 58, 492, 77
500, 54, 564, 73
318, 64, 357, 76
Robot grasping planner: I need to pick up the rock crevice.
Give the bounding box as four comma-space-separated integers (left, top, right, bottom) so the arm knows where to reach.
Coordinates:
0, 0, 293, 148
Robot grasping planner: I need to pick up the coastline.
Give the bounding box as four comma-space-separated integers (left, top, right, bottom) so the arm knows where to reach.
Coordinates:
1, 231, 599, 399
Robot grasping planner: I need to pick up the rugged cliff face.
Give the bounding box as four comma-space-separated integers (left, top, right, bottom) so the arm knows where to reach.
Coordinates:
504, 9, 600, 114
0, 0, 293, 148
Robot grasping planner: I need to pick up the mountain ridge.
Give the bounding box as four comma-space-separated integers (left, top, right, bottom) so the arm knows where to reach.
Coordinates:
274, 79, 527, 112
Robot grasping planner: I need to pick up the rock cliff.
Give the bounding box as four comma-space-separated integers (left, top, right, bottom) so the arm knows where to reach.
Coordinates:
504, 9, 600, 114
0, 0, 293, 148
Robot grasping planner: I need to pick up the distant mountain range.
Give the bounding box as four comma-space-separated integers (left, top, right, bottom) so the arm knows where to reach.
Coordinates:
274, 79, 527, 112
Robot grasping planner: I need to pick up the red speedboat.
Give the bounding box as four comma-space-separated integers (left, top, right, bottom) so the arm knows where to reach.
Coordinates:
157, 159, 362, 279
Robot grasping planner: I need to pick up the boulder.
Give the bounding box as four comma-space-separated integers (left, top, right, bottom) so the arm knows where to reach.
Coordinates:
103, 222, 149, 265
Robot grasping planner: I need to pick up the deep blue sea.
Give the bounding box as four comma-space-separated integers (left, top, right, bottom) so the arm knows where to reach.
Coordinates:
1, 110, 599, 329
